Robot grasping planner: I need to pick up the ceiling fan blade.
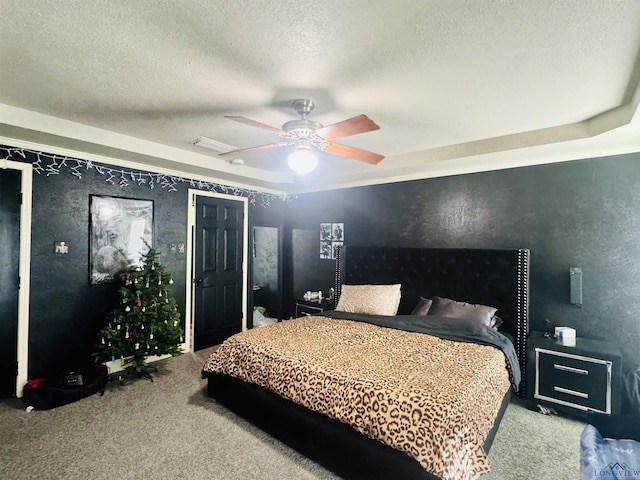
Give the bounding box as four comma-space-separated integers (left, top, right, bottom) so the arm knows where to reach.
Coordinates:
323, 142, 385, 165
218, 141, 291, 156
315, 114, 380, 141
225, 116, 294, 138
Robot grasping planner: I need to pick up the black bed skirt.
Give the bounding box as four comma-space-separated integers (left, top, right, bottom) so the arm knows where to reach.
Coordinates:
208, 374, 512, 480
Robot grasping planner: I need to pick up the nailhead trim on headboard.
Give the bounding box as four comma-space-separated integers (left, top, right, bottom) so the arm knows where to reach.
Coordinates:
516, 248, 530, 397
334, 245, 344, 306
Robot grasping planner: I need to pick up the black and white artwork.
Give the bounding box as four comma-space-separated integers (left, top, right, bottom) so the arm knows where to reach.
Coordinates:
331, 223, 344, 242
331, 241, 343, 260
320, 241, 332, 259
89, 195, 154, 285
320, 222, 344, 259
321, 223, 332, 241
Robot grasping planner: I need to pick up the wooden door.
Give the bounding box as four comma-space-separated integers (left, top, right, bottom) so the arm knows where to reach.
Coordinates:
0, 169, 21, 397
193, 195, 244, 350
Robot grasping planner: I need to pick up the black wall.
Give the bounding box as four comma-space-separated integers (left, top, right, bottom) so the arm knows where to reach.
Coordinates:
28, 165, 190, 378
249, 200, 286, 324
8, 144, 640, 378
6, 147, 284, 379
283, 154, 640, 368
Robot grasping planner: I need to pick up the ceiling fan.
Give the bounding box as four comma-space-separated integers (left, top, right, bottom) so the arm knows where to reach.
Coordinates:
219, 99, 384, 174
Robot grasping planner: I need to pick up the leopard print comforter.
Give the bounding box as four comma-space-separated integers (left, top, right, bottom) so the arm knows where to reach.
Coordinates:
202, 316, 512, 480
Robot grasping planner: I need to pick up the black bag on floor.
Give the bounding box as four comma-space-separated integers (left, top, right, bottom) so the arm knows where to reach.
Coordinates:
22, 363, 108, 411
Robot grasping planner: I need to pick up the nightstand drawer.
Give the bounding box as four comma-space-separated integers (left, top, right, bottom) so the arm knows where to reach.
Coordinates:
535, 348, 612, 413
294, 298, 334, 318
295, 303, 324, 317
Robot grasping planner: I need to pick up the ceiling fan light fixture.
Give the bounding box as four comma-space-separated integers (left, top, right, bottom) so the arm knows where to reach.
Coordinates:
288, 145, 318, 175
223, 98, 384, 171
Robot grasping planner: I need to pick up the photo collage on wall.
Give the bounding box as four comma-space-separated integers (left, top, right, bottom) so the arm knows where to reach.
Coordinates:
320, 223, 344, 260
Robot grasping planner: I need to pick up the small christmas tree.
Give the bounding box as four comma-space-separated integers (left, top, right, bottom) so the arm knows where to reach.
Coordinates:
94, 243, 183, 380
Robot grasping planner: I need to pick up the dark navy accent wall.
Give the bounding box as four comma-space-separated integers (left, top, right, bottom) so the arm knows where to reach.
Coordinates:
249, 198, 286, 325
29, 164, 190, 378
283, 154, 640, 367
8, 142, 640, 378
7, 147, 285, 379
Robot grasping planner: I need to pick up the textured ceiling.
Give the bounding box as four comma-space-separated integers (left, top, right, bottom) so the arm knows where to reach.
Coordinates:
1, 1, 640, 194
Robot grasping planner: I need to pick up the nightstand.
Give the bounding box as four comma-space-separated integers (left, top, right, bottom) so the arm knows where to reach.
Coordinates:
527, 331, 622, 416
294, 298, 335, 317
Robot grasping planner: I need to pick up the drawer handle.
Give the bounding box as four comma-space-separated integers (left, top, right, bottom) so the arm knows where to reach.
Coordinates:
554, 364, 588, 375
554, 386, 589, 399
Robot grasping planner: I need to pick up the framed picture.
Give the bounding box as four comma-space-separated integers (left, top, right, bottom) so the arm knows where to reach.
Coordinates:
320, 222, 345, 259
320, 240, 332, 259
331, 223, 344, 242
89, 195, 154, 285
321, 223, 332, 241
331, 241, 343, 260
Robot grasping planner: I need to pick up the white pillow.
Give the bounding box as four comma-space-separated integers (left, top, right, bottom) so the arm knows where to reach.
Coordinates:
335, 284, 402, 316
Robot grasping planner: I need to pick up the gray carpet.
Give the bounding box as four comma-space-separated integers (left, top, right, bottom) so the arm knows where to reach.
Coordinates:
0, 349, 584, 479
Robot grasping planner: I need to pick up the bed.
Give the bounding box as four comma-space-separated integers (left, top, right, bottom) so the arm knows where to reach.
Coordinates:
202, 246, 530, 480
580, 413, 640, 479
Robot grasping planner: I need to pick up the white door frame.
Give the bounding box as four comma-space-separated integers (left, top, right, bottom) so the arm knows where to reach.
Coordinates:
184, 189, 249, 352
2, 159, 33, 397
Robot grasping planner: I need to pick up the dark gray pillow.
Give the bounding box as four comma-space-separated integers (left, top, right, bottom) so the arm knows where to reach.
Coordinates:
410, 297, 433, 315
427, 296, 497, 328
491, 314, 504, 329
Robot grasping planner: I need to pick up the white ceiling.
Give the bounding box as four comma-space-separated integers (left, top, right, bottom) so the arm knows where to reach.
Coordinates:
1, 1, 640, 194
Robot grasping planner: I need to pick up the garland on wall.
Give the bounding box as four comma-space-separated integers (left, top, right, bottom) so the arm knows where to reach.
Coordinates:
0, 145, 291, 207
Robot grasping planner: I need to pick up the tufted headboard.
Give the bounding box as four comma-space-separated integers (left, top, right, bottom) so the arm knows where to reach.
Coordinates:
334, 246, 530, 397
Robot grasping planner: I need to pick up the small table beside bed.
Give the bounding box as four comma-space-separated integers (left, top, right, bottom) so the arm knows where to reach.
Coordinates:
202, 246, 530, 480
